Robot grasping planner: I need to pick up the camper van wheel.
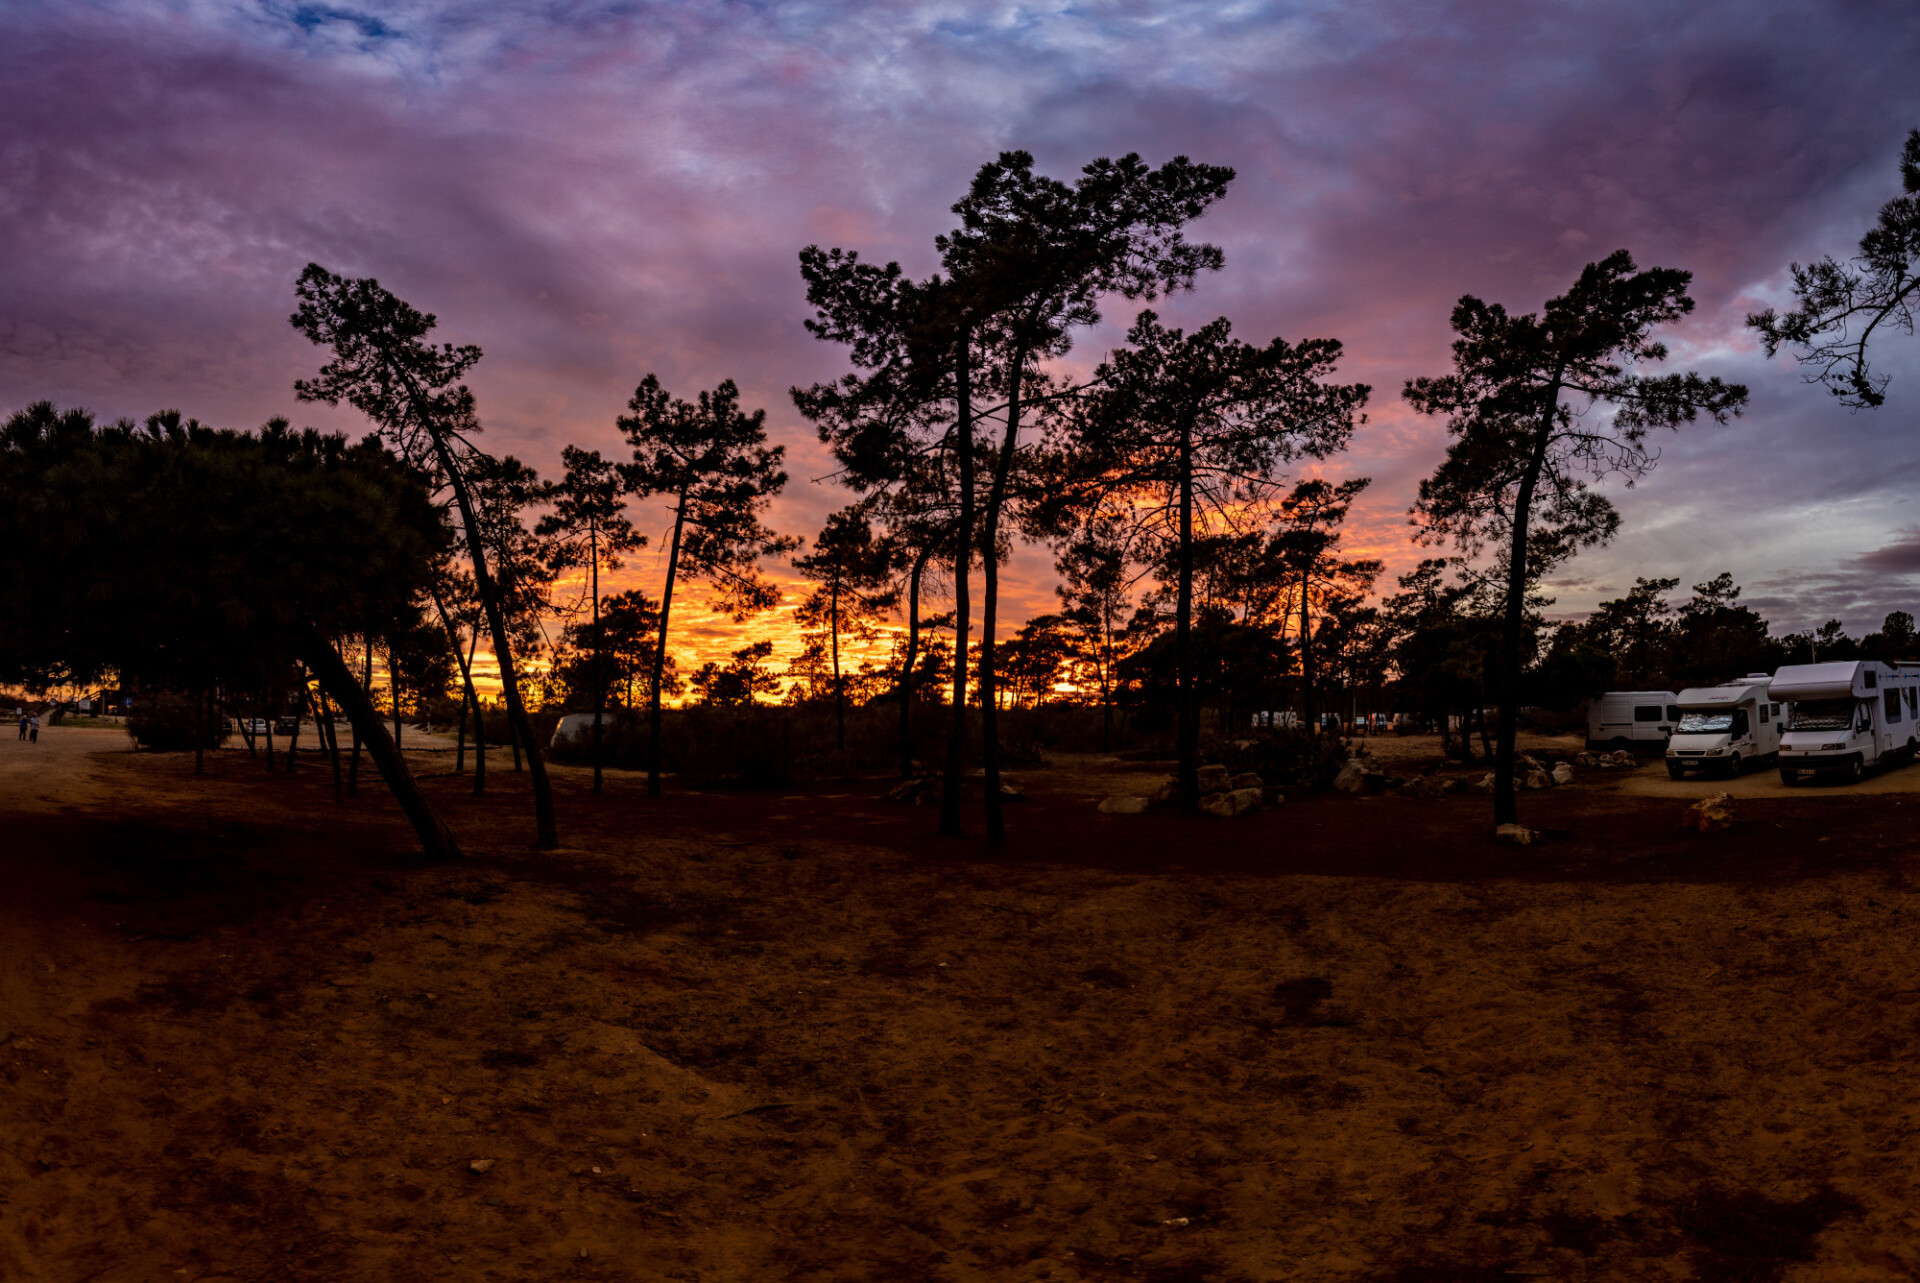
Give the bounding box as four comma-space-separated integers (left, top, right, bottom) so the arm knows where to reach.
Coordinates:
1666, 760, 1686, 780
1847, 756, 1866, 782
1725, 752, 1742, 778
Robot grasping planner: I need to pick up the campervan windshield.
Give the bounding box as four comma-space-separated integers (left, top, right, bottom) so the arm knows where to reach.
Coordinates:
1787, 700, 1853, 731
1677, 710, 1734, 734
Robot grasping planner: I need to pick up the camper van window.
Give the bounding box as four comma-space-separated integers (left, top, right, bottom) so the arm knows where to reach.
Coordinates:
1667, 705, 1681, 721
1887, 690, 1903, 723
1633, 706, 1663, 722
1771, 703, 1781, 718
1865, 670, 1878, 689
1787, 700, 1853, 731
1759, 705, 1769, 724
1678, 710, 1734, 734
1908, 689, 1917, 716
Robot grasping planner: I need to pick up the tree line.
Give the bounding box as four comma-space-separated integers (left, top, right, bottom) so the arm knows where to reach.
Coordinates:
1, 130, 1913, 846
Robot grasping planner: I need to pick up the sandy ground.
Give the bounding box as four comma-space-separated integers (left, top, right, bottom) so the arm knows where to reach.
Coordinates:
7, 728, 1920, 1281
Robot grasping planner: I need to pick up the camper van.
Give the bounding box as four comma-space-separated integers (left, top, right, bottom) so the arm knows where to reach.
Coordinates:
1772, 660, 1920, 783
1664, 676, 1782, 778
1586, 690, 1681, 749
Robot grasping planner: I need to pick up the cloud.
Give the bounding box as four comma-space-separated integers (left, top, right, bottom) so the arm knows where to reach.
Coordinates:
2, 0, 1919, 646
1853, 527, 1920, 575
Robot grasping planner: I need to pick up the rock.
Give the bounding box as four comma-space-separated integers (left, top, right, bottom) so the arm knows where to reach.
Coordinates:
1146, 776, 1179, 804
1196, 764, 1232, 793
1471, 773, 1495, 793
1230, 772, 1263, 791
1333, 760, 1385, 795
1098, 795, 1151, 815
1551, 763, 1574, 785
1681, 792, 1736, 832
1200, 787, 1262, 817
1611, 750, 1636, 766
1443, 776, 1470, 794
1519, 754, 1544, 773
885, 775, 937, 803
1494, 823, 1540, 846
468, 1159, 495, 1174
998, 779, 1026, 801
1524, 770, 1552, 790
1574, 752, 1596, 768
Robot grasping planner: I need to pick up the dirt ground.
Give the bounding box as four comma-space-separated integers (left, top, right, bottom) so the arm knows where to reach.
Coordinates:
6, 727, 1920, 1282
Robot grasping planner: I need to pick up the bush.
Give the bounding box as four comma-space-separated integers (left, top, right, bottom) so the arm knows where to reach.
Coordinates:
127, 693, 230, 752
1221, 729, 1352, 790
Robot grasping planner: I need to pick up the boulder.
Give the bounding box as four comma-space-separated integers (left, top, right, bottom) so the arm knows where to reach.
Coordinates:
1200, 787, 1263, 817
1494, 823, 1540, 846
1471, 773, 1496, 793
1097, 795, 1151, 815
1524, 770, 1552, 790
1148, 776, 1179, 805
1610, 750, 1637, 766
1196, 764, 1232, 793
1681, 792, 1736, 832
1551, 762, 1574, 786
1333, 760, 1385, 795
1230, 772, 1264, 791
1574, 752, 1596, 768
885, 775, 938, 803
1443, 776, 1470, 795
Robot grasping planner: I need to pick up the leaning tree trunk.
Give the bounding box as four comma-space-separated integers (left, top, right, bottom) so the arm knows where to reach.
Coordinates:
941, 331, 974, 837
300, 628, 460, 861
431, 434, 556, 846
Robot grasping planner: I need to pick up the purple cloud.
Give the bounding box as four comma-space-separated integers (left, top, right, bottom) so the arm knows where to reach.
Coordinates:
3, 0, 1919, 660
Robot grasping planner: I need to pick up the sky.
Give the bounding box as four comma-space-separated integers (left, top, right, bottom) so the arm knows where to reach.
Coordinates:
5, 0, 1920, 679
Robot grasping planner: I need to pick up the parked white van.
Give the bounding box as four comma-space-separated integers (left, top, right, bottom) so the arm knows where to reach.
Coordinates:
1772, 660, 1920, 783
1664, 676, 1782, 778
1586, 691, 1681, 749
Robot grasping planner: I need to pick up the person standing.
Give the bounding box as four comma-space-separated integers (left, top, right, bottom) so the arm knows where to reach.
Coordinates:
16, 711, 25, 741
28, 713, 39, 744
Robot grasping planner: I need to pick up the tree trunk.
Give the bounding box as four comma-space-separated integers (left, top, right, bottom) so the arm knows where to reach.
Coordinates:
591, 522, 605, 795
648, 490, 689, 798
1176, 415, 1199, 813
430, 432, 556, 846
899, 550, 926, 780
1299, 570, 1315, 737
300, 627, 460, 861
349, 641, 369, 797
318, 687, 344, 801
941, 329, 973, 837
430, 592, 485, 792
391, 646, 403, 756
193, 686, 205, 776
456, 688, 468, 772
831, 578, 845, 753
980, 342, 1029, 845
284, 665, 305, 771
1493, 377, 1561, 827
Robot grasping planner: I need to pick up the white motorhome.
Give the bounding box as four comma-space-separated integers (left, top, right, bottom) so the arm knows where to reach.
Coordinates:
1664, 675, 1783, 778
1586, 690, 1681, 749
1772, 660, 1920, 783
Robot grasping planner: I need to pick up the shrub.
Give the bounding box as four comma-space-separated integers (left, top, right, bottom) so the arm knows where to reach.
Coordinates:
1222, 729, 1351, 789
127, 693, 230, 752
